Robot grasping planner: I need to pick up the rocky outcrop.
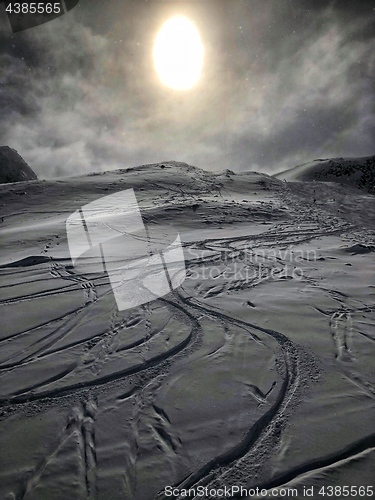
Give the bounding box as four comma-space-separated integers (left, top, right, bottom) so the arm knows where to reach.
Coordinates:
0, 146, 37, 183
314, 156, 375, 194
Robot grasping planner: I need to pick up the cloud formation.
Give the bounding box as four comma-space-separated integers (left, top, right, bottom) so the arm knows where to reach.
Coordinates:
0, 0, 374, 178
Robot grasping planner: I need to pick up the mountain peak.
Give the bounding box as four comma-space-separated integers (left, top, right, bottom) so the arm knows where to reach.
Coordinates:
0, 146, 38, 184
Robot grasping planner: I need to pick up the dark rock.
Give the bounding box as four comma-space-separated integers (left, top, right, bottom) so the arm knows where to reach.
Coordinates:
344, 243, 375, 254
0, 146, 37, 183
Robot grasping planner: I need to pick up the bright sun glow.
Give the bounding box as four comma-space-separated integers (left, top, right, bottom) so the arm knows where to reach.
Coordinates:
153, 16, 204, 90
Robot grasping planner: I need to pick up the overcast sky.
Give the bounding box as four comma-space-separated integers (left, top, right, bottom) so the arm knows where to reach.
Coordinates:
0, 0, 374, 178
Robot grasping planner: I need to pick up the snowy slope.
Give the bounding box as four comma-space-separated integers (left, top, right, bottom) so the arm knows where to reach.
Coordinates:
0, 161, 374, 499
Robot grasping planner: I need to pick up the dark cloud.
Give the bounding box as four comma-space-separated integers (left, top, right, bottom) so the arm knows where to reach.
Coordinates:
0, 0, 374, 178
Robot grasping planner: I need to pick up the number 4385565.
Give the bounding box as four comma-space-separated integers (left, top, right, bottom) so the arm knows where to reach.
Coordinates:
318, 485, 373, 496
5, 3, 62, 14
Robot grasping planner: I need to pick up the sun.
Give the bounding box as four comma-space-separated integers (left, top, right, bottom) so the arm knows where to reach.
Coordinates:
153, 16, 204, 90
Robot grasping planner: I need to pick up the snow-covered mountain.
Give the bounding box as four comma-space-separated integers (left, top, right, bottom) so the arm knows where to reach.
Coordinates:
274, 155, 375, 194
